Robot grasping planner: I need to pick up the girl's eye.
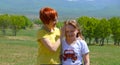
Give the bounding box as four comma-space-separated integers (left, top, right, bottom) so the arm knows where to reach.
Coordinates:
65, 31, 68, 33
70, 30, 74, 32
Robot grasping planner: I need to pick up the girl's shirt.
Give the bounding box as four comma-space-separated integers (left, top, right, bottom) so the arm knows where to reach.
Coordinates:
61, 39, 89, 65
37, 26, 60, 64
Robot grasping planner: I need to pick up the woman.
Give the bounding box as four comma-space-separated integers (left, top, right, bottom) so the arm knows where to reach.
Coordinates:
37, 7, 61, 65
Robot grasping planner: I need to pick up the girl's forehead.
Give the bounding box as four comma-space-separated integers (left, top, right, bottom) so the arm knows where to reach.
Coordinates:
66, 24, 74, 28
65, 25, 75, 30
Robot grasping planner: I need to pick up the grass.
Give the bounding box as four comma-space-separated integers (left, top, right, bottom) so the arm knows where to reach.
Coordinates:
90, 45, 120, 65
0, 29, 120, 65
0, 29, 38, 65
0, 43, 37, 65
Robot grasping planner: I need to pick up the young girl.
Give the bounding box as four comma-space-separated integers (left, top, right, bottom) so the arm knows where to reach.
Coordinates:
37, 7, 61, 65
60, 20, 90, 65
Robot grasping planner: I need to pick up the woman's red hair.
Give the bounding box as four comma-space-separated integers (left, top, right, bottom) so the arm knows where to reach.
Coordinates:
39, 7, 58, 24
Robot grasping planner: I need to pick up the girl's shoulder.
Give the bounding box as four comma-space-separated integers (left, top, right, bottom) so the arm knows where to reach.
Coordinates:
76, 39, 87, 45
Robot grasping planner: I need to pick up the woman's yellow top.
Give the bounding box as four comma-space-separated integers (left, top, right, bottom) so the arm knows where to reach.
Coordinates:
37, 27, 60, 65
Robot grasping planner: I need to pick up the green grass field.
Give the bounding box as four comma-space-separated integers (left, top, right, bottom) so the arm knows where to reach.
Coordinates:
0, 29, 120, 65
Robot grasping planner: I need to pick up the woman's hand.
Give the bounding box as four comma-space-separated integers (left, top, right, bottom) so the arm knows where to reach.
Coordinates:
60, 25, 65, 39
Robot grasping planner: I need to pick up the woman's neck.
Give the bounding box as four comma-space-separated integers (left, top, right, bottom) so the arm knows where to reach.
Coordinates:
44, 25, 54, 32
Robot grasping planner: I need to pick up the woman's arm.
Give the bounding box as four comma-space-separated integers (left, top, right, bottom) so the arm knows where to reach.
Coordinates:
38, 38, 60, 52
83, 53, 90, 65
60, 25, 65, 40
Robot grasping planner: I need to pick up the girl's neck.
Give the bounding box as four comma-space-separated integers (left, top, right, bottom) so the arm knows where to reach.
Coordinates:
66, 38, 76, 45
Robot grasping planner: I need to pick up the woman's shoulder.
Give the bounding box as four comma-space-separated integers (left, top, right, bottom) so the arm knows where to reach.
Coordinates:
54, 27, 60, 31
54, 27, 60, 35
37, 27, 48, 37
37, 26, 48, 33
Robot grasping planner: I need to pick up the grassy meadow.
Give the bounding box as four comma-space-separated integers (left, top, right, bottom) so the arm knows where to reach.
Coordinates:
0, 29, 120, 65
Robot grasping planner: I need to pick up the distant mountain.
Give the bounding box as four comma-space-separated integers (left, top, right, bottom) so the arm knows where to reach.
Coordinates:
0, 0, 120, 20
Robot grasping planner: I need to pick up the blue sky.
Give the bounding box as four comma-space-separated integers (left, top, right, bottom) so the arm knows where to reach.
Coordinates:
0, 0, 119, 10
0, 0, 120, 19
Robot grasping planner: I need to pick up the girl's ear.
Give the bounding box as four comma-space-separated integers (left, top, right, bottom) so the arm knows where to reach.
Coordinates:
76, 30, 80, 37
76, 29, 79, 33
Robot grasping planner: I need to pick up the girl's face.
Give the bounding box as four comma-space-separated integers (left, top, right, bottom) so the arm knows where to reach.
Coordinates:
65, 24, 78, 39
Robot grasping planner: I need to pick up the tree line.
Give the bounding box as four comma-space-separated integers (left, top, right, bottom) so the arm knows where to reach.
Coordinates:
77, 16, 120, 46
34, 16, 120, 46
0, 14, 120, 46
0, 14, 33, 36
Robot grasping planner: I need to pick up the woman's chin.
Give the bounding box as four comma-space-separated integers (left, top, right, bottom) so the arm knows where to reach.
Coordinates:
53, 24, 56, 27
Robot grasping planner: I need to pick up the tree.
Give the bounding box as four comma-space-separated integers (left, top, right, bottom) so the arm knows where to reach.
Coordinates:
9, 15, 26, 36
109, 17, 120, 45
77, 16, 90, 40
0, 14, 10, 35
77, 16, 97, 44
33, 19, 42, 25
91, 17, 100, 44
98, 18, 111, 46
21, 16, 33, 29
56, 21, 64, 28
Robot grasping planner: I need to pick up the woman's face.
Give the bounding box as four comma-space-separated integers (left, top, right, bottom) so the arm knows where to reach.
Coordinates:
65, 24, 78, 39
48, 17, 58, 28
